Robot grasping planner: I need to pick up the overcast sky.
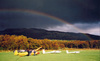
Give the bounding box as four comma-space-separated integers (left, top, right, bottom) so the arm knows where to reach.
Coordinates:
0, 0, 100, 35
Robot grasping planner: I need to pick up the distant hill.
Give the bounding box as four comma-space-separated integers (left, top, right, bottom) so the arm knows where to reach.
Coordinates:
0, 28, 100, 40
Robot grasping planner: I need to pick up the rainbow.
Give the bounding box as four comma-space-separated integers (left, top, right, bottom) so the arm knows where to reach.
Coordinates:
0, 9, 92, 40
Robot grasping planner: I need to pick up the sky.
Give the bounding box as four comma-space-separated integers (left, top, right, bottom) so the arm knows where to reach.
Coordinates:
0, 0, 100, 35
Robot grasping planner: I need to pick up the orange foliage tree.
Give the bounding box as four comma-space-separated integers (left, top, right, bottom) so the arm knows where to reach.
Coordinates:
0, 35, 100, 50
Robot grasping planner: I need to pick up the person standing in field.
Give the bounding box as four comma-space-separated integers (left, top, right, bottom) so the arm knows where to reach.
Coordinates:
26, 49, 29, 56
33, 49, 36, 56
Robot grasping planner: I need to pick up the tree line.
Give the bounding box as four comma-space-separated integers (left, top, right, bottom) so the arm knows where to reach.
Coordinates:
0, 35, 100, 50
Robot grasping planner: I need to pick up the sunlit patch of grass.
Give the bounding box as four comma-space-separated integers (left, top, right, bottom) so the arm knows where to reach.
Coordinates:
0, 50, 12, 53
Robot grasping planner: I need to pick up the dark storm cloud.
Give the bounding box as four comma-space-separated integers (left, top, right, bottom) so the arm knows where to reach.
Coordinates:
0, 11, 64, 30
0, 0, 99, 23
74, 22, 100, 30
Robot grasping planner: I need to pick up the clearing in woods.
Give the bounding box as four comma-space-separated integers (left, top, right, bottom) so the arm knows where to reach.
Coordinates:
0, 50, 99, 61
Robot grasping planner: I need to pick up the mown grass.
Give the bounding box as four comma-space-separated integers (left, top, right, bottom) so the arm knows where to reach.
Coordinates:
0, 50, 99, 61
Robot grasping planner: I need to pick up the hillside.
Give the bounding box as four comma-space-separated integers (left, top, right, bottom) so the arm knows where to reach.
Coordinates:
0, 28, 100, 40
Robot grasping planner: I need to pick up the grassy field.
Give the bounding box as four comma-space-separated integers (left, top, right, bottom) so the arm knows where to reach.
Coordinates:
0, 50, 100, 61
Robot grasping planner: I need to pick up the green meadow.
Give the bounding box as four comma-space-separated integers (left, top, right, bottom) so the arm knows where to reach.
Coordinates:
0, 50, 99, 61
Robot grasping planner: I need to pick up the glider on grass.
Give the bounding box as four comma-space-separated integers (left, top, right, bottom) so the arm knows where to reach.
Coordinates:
14, 46, 42, 56
42, 49, 61, 54
66, 50, 80, 54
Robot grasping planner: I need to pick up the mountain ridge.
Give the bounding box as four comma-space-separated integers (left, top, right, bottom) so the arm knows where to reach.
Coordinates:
0, 28, 100, 40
